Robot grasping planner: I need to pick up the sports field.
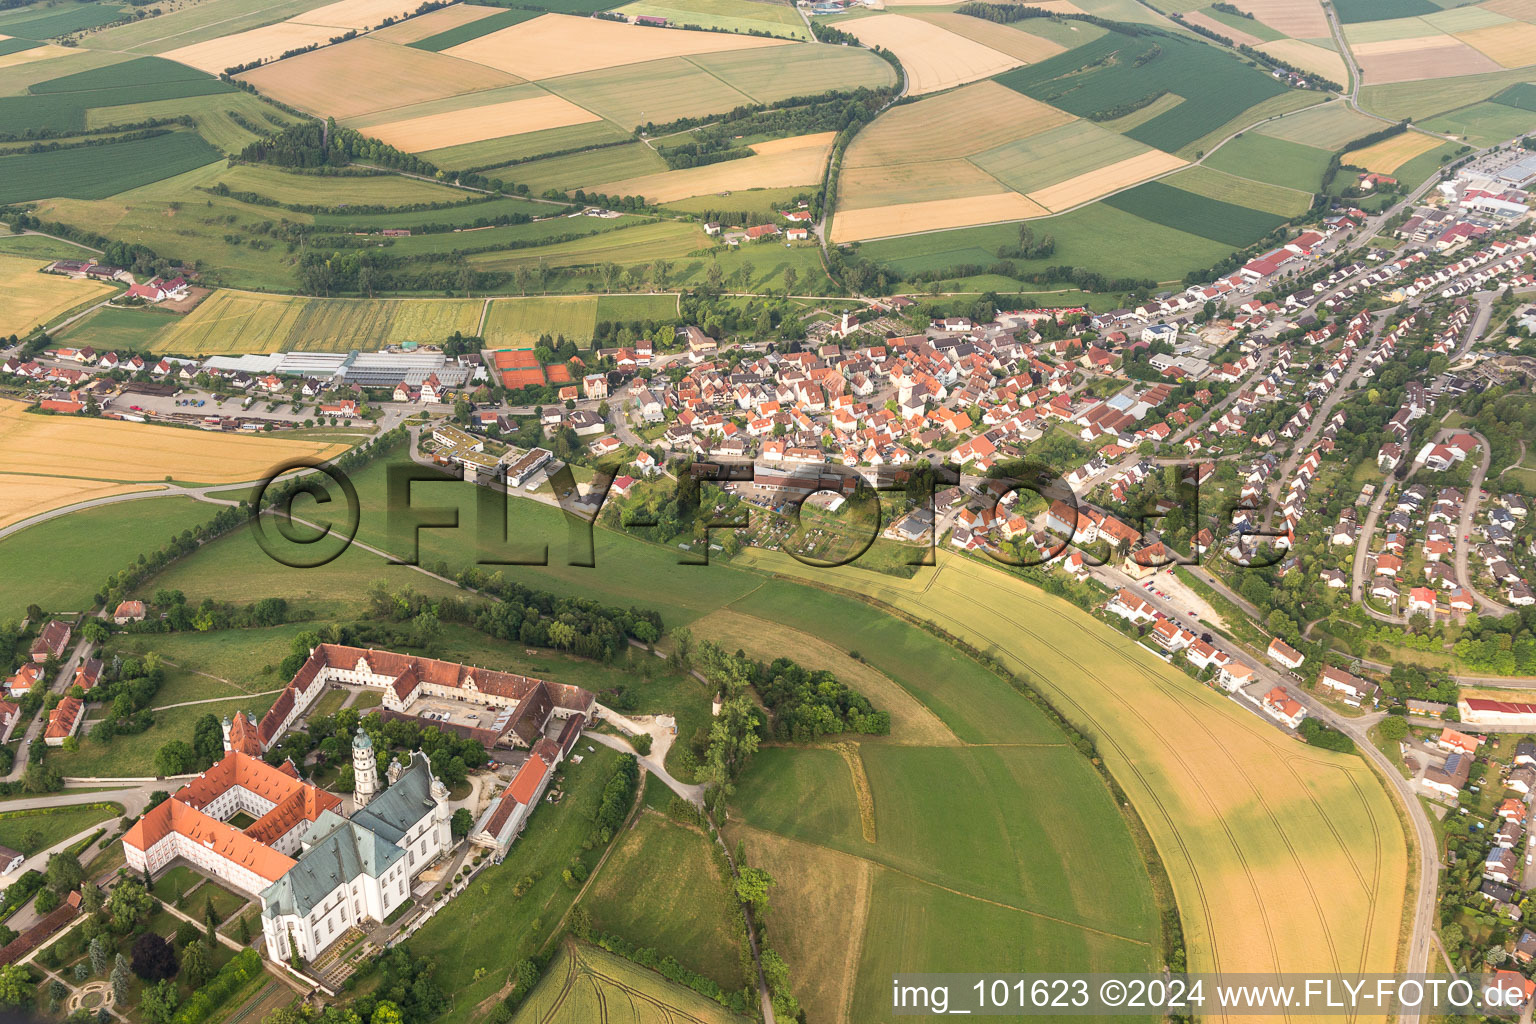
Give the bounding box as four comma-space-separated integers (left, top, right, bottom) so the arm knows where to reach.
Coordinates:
731, 548, 1411, 988
1341, 129, 1445, 172
0, 253, 116, 335
151, 290, 487, 355
840, 13, 1021, 93
235, 37, 521, 120
511, 940, 744, 1024
442, 12, 790, 80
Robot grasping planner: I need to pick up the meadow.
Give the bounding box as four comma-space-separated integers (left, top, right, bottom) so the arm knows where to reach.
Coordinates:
0, 130, 220, 204
616, 0, 810, 38
310, 194, 549, 229
1423, 99, 1536, 143
1205, 130, 1334, 190
994, 28, 1290, 152
418, 119, 628, 171
84, 89, 299, 155
0, 804, 122, 855
1360, 66, 1536, 118
856, 202, 1231, 284
57, 692, 280, 777
211, 163, 466, 207
483, 293, 676, 346
498, 141, 668, 194
114, 624, 317, 699
466, 221, 711, 276
0, 54, 234, 133
0, 252, 116, 336
1167, 164, 1314, 217
151, 290, 487, 355
0, 494, 211, 621
578, 810, 746, 991
511, 940, 746, 1024
732, 548, 1411, 985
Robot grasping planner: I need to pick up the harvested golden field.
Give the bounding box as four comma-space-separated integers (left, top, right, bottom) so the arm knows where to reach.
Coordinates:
1352, 35, 1500, 82
0, 476, 162, 531
591, 131, 833, 202
1342, 129, 1446, 172
1482, 0, 1536, 20
838, 157, 1009, 209
358, 91, 597, 151
841, 13, 1021, 93
0, 43, 78, 69
289, 0, 423, 29
1184, 9, 1266, 44
831, 192, 1046, 243
1026, 149, 1186, 211
1231, 0, 1329, 37
844, 81, 1074, 169
0, 399, 349, 522
1260, 38, 1348, 81
236, 37, 520, 119
905, 11, 1069, 61
735, 548, 1411, 995
366, 3, 502, 43
0, 255, 115, 337
1456, 20, 1536, 66
162, 21, 344, 75
442, 12, 789, 80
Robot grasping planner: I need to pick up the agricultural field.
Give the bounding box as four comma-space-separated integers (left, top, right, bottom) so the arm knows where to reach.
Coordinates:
1207, 129, 1335, 190
157, 0, 441, 74
84, 89, 300, 155
511, 941, 746, 1024
210, 163, 467, 206
152, 290, 487, 355
0, 494, 211, 621
54, 304, 176, 351
0, 1, 132, 40
0, 53, 234, 134
467, 220, 711, 275
1104, 179, 1288, 246
483, 293, 677, 347
994, 28, 1291, 153
904, 9, 1098, 59
0, 397, 348, 514
0, 232, 96, 261
1360, 66, 1536, 119
1334, 0, 1442, 21
1350, 33, 1501, 83
1255, 100, 1382, 148
441, 13, 791, 80
592, 131, 834, 204
1340, 129, 1446, 172
615, 0, 810, 39
1259, 38, 1348, 81
418, 118, 629, 171
839, 12, 1022, 94
1229, 0, 1331, 35
367, 3, 507, 45
365, 91, 602, 154
1422, 98, 1536, 144
0, 253, 116, 336
578, 810, 746, 992
731, 548, 1411, 988
403, 5, 541, 50
235, 36, 522, 120
1164, 164, 1314, 217
0, 128, 219, 203
857, 202, 1232, 284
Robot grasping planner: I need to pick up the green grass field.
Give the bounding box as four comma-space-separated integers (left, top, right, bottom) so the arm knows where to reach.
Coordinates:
466, 220, 712, 276
663, 186, 810, 221
578, 810, 746, 991
1423, 100, 1536, 145
0, 803, 122, 855
115, 624, 316, 699
1393, 139, 1462, 188
80, 0, 323, 53
1203, 131, 1334, 191
210, 164, 466, 208
419, 120, 631, 172
85, 89, 299, 155
56, 304, 176, 350
690, 43, 896, 104
1196, 4, 1285, 39
993, 29, 1289, 153
968, 120, 1155, 195
512, 941, 746, 1024
0, 495, 213, 622
857, 202, 1231, 285
0, 55, 233, 134
1166, 165, 1313, 218
492, 141, 669, 195
1360, 68, 1536, 120
59, 693, 279, 777
0, 130, 220, 204
310, 194, 551, 230
0, 1, 129, 40
0, 232, 97, 261
407, 746, 623, 1024
484, 293, 677, 346
1104, 180, 1288, 246
1333, 0, 1437, 21
1254, 100, 1382, 148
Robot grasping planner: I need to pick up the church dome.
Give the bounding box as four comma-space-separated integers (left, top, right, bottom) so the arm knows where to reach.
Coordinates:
353, 730, 373, 750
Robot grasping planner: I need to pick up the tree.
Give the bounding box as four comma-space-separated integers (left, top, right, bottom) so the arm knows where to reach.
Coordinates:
782, 266, 797, 296
139, 978, 178, 1024
600, 262, 621, 292
203, 893, 219, 946
155, 740, 195, 776
89, 936, 108, 976
1378, 716, 1408, 741
131, 933, 177, 982
110, 962, 130, 1005
456, 259, 475, 299
191, 714, 224, 768
47, 978, 66, 1012
650, 258, 672, 292
0, 964, 27, 1007
451, 807, 474, 838
45, 851, 83, 896
107, 878, 153, 933
734, 865, 774, 917
358, 262, 375, 299
371, 1002, 404, 1024
179, 938, 209, 989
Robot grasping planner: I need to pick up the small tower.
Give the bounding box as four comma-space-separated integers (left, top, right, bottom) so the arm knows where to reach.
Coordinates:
352, 729, 378, 808
220, 716, 232, 752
